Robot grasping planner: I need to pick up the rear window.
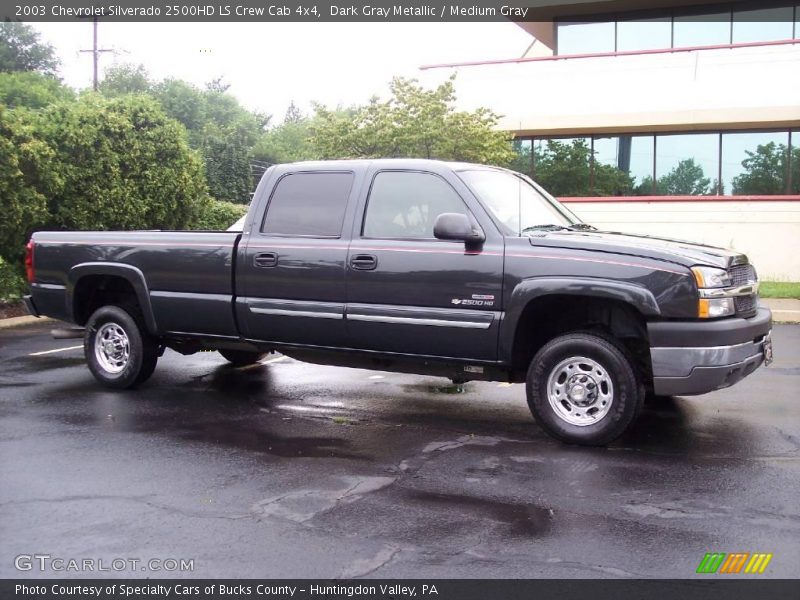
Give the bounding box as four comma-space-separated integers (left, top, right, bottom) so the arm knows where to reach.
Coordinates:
261, 172, 354, 237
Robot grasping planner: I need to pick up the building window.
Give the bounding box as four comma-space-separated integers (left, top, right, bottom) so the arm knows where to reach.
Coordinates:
654, 133, 720, 195
616, 16, 671, 52
516, 129, 797, 197
722, 132, 791, 195
555, 1, 797, 55
556, 21, 615, 54
732, 5, 795, 43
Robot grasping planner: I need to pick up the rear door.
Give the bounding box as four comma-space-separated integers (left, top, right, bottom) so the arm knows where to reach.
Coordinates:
345, 168, 504, 361
238, 169, 359, 347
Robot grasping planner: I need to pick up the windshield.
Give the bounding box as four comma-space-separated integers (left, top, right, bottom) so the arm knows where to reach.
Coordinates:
457, 169, 580, 236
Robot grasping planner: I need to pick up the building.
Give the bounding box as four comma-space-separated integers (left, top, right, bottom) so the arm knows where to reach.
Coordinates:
421, 0, 800, 280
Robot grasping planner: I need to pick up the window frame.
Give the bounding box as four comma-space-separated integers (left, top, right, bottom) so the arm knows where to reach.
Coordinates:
359, 169, 481, 242
259, 169, 355, 239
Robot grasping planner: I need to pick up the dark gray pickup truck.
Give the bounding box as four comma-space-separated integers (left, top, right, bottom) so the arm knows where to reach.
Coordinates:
24, 159, 773, 445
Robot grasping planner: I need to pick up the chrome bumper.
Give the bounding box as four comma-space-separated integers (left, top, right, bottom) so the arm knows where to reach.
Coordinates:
651, 331, 771, 396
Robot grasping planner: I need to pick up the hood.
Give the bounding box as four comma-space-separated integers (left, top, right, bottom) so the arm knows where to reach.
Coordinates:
528, 230, 747, 269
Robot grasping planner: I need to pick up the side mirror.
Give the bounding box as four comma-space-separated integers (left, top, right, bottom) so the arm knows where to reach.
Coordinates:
433, 213, 485, 246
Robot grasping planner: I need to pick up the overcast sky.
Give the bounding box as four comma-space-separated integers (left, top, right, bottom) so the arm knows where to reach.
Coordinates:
32, 21, 532, 121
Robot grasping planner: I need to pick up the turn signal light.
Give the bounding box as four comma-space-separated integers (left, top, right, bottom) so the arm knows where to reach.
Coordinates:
25, 240, 34, 283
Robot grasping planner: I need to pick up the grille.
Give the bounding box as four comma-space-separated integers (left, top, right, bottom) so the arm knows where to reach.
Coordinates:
730, 264, 756, 286
734, 295, 757, 316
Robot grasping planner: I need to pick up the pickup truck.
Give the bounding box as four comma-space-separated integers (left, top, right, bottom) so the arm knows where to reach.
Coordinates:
24, 159, 773, 445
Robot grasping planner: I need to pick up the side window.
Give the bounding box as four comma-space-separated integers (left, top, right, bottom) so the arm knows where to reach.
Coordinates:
363, 171, 469, 239
262, 172, 354, 237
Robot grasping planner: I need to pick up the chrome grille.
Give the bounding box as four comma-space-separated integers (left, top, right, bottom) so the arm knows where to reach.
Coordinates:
730, 264, 756, 286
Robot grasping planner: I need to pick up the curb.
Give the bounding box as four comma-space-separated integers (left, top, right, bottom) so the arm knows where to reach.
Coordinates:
0, 315, 52, 330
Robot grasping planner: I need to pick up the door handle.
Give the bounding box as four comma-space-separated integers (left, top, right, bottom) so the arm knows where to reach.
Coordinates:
254, 252, 278, 268
350, 254, 377, 270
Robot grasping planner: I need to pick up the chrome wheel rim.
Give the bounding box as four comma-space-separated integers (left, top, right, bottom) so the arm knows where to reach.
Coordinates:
94, 322, 130, 374
546, 356, 614, 427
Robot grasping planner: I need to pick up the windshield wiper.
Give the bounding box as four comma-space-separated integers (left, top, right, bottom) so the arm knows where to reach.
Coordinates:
568, 223, 598, 231
521, 224, 571, 233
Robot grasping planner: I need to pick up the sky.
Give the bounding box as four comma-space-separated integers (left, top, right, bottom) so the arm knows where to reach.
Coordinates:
31, 21, 533, 121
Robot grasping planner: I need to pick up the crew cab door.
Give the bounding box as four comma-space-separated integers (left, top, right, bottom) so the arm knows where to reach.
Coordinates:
345, 169, 504, 361
238, 169, 358, 346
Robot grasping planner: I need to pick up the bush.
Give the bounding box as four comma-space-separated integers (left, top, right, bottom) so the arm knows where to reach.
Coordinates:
0, 256, 26, 303
34, 94, 211, 231
192, 199, 248, 230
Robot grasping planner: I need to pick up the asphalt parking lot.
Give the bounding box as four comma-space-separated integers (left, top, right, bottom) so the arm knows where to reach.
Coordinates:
1, 321, 798, 579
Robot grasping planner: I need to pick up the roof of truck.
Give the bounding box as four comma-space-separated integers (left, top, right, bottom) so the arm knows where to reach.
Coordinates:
277, 158, 504, 172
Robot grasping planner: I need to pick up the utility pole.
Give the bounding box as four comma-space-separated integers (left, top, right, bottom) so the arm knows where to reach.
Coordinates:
79, 17, 114, 91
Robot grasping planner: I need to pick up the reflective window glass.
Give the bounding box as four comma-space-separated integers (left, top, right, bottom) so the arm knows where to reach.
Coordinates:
556, 21, 615, 54
262, 172, 353, 236
509, 138, 533, 176
595, 135, 654, 195
617, 17, 671, 51
673, 12, 732, 47
655, 134, 720, 195
722, 131, 790, 195
733, 6, 794, 43
533, 137, 592, 196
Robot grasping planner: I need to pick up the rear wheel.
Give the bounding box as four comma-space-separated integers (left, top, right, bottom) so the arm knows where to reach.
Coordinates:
84, 305, 158, 389
526, 332, 643, 446
218, 349, 267, 366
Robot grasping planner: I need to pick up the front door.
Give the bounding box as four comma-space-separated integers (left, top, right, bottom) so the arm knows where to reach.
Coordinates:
346, 169, 504, 361
238, 169, 357, 347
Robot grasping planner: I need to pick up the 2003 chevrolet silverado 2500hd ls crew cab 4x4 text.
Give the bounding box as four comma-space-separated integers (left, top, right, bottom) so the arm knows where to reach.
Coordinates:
23, 159, 773, 445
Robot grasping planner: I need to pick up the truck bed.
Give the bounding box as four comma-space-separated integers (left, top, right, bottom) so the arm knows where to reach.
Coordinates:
30, 230, 241, 337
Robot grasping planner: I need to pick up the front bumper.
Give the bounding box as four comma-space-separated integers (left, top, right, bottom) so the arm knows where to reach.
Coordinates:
649, 307, 772, 396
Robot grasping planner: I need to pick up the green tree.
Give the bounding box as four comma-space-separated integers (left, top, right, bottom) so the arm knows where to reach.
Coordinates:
98, 63, 152, 96
0, 21, 58, 75
637, 158, 714, 195
34, 94, 210, 231
284, 100, 303, 124
193, 199, 248, 230
0, 105, 54, 262
310, 76, 514, 165
732, 142, 799, 195
0, 70, 73, 109
533, 139, 633, 197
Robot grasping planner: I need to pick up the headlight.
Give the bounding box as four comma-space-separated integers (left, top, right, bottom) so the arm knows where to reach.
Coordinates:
698, 298, 735, 318
691, 266, 731, 288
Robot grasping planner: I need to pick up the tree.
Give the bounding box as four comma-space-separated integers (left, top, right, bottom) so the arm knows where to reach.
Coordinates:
310, 76, 514, 165
532, 139, 634, 197
732, 142, 799, 195
0, 71, 73, 109
98, 63, 152, 96
284, 101, 303, 124
34, 94, 210, 231
637, 158, 714, 195
0, 21, 58, 75
0, 105, 54, 262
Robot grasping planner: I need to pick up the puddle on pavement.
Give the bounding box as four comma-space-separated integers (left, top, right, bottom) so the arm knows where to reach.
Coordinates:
402, 382, 468, 395
405, 489, 553, 537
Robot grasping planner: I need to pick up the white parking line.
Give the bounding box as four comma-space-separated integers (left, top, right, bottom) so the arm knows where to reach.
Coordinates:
29, 345, 83, 357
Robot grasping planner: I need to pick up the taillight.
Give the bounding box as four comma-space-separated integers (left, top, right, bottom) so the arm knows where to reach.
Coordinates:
25, 240, 34, 283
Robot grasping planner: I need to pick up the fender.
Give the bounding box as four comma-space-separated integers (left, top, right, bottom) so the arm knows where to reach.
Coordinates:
67, 262, 158, 334
499, 277, 660, 363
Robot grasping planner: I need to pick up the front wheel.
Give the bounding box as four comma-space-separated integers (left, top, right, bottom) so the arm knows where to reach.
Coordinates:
84, 305, 158, 389
526, 332, 643, 446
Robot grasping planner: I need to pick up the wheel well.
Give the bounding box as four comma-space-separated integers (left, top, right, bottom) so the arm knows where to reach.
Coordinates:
73, 275, 141, 326
510, 295, 652, 384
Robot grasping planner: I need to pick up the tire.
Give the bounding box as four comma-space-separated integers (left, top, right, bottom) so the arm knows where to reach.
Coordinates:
84, 305, 158, 389
526, 332, 644, 446
218, 349, 267, 366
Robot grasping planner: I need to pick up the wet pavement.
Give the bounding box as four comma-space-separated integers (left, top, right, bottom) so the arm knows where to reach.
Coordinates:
1, 321, 798, 579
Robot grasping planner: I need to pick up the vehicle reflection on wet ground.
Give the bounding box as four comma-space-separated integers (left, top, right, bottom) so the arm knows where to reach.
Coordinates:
1, 322, 798, 578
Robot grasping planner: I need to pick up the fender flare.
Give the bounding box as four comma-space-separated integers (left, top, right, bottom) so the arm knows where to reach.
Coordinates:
499, 277, 660, 363
67, 262, 158, 334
